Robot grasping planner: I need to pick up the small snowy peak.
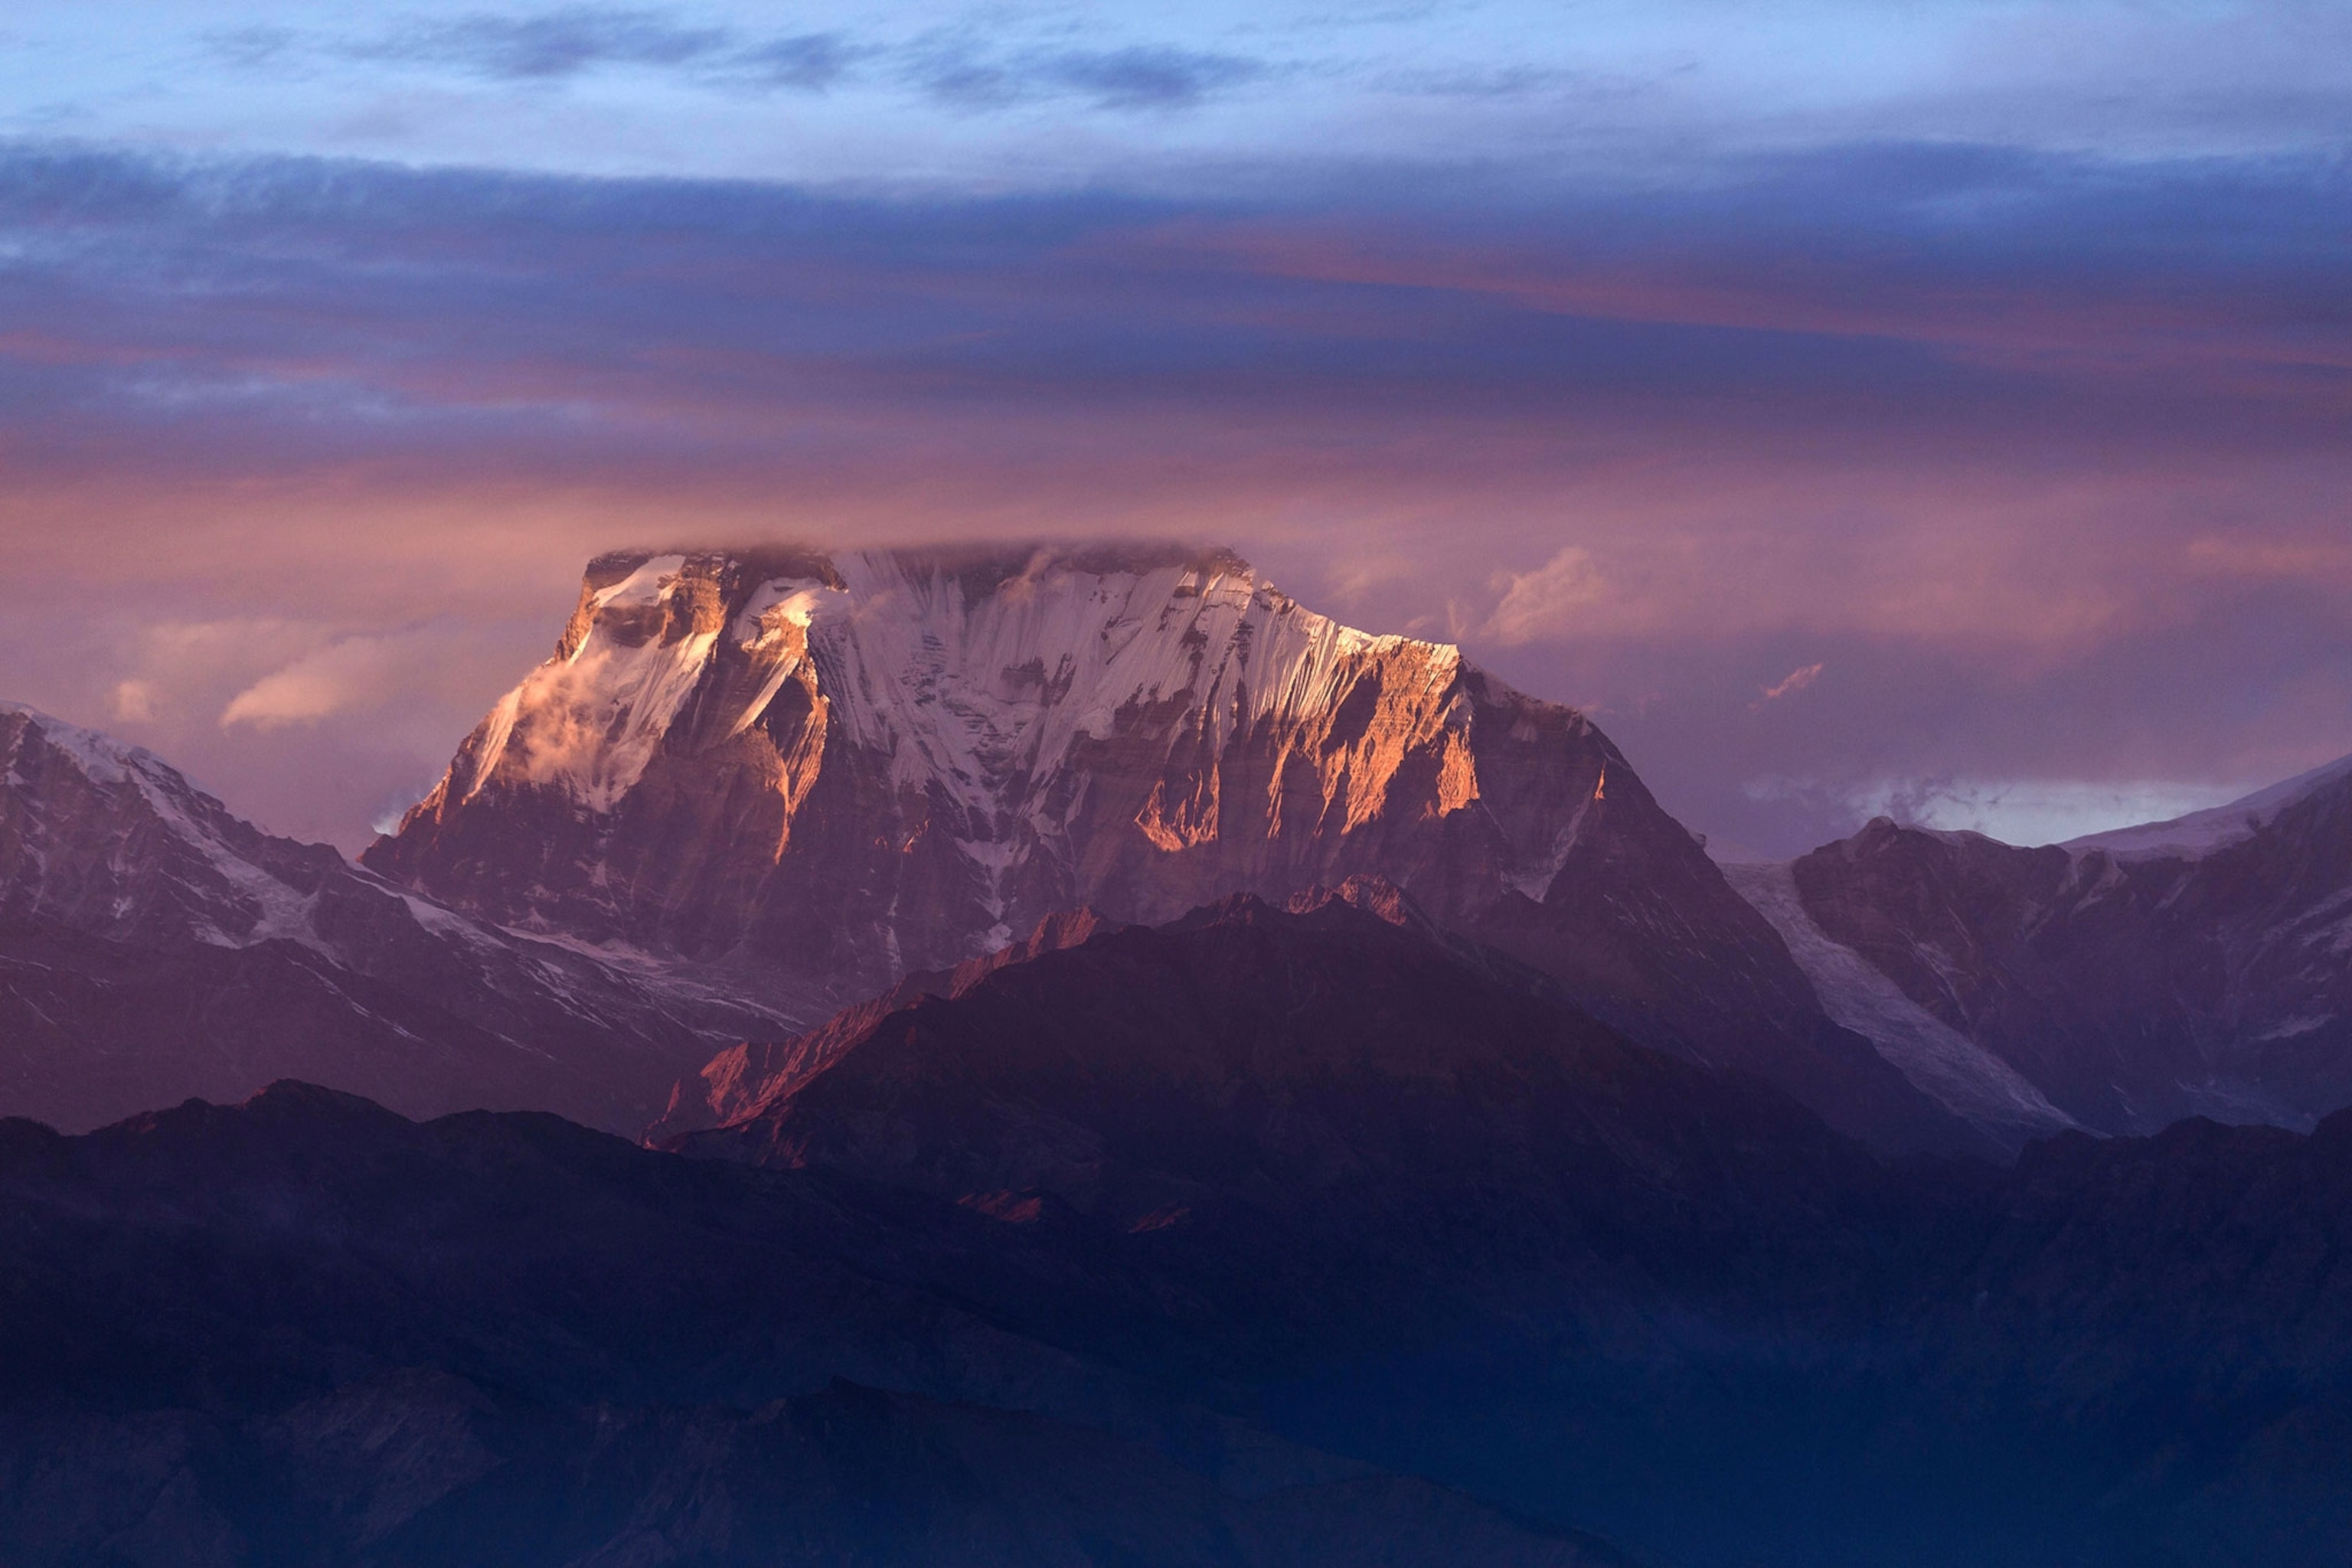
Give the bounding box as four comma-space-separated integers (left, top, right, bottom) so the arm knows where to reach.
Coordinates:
2065, 753, 2352, 861
3, 700, 799, 1133
3, 701, 247, 860
2, 702, 525, 961
3, 701, 187, 795
2, 701, 327, 949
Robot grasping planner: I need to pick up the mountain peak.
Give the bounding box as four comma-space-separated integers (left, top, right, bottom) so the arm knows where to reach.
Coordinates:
411, 541, 1429, 825
367, 542, 1506, 979
364, 542, 1964, 1151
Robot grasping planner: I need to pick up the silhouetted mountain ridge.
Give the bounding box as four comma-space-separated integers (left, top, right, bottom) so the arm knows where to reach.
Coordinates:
8, 895, 2352, 1565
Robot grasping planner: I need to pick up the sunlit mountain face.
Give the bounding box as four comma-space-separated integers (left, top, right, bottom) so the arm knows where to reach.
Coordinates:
3, 4, 2350, 1565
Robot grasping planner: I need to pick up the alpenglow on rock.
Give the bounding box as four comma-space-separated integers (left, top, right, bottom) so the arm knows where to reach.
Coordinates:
366, 544, 1961, 1149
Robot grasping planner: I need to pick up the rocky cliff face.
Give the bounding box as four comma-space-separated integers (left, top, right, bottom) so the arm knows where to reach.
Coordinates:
368, 545, 1960, 1150
0, 703, 780, 1132
1738, 756, 2352, 1137
366, 545, 1616, 978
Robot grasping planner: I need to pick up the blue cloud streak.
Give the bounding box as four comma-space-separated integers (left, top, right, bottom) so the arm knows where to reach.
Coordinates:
0, 139, 2341, 472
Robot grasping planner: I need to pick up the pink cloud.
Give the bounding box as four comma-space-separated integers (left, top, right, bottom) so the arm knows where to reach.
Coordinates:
1760, 663, 1825, 702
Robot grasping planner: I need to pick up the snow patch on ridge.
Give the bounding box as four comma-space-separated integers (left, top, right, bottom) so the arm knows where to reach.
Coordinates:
2065, 752, 2352, 861
727, 579, 839, 740
593, 554, 688, 609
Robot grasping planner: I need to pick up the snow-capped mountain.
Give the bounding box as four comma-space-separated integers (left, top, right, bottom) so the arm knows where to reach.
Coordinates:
368, 544, 1963, 1151
1727, 756, 2352, 1138
367, 544, 1558, 967
0, 702, 781, 1132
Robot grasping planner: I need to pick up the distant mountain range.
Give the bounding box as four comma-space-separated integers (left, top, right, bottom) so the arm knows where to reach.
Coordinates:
7, 545, 2348, 1155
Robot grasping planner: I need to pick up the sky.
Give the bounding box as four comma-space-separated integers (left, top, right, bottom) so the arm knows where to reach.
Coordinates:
0, 2, 2347, 855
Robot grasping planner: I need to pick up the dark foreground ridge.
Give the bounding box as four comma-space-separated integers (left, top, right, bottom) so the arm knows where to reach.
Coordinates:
6, 894, 2352, 1566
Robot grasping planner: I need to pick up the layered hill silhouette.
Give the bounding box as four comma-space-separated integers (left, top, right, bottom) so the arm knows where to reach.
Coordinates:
5, 895, 2352, 1566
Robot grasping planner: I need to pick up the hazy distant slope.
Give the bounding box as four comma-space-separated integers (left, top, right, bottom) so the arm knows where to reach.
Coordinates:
1728, 755, 2352, 1135
0, 702, 782, 1131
